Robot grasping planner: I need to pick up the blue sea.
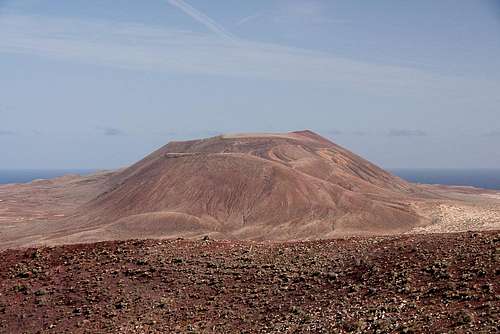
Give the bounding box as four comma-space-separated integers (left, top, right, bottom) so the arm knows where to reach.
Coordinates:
0, 169, 499, 190
390, 169, 500, 190
0, 169, 98, 185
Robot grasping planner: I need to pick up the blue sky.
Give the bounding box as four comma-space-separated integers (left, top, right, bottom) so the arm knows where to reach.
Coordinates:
0, 0, 499, 169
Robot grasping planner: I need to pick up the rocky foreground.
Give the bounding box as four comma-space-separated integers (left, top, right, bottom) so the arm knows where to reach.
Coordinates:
0, 232, 498, 333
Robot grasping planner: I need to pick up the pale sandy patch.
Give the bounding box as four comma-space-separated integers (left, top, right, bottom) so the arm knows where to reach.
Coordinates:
482, 194, 500, 200
411, 203, 500, 234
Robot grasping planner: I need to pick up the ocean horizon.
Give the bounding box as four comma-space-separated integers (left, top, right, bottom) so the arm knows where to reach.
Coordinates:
0, 169, 99, 185
390, 168, 500, 190
1, 168, 499, 190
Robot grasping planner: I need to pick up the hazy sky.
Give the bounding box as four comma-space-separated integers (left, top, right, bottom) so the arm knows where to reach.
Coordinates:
1, 0, 499, 169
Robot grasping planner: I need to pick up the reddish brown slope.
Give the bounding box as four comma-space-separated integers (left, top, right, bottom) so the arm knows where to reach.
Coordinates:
28, 130, 425, 245
0, 131, 433, 248
0, 172, 112, 248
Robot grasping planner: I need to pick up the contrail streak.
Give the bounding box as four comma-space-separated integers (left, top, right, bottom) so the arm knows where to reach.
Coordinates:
237, 13, 262, 26
167, 0, 237, 42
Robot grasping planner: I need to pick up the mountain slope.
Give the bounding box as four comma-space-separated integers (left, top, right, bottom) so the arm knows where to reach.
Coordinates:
40, 130, 424, 243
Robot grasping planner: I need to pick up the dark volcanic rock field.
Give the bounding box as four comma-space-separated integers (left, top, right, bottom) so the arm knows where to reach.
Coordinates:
0, 231, 498, 333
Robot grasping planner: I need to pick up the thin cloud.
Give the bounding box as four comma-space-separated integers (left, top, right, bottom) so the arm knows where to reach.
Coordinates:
0, 130, 15, 136
237, 13, 263, 26
387, 129, 427, 137
0, 15, 499, 101
166, 0, 237, 42
238, 4, 346, 27
285, 1, 324, 17
276, 1, 348, 25
99, 127, 126, 136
